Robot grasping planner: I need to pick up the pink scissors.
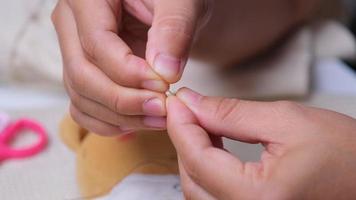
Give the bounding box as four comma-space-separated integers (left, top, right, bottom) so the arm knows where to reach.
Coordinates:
0, 113, 48, 162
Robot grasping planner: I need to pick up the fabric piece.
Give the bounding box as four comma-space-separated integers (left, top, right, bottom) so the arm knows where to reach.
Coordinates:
312, 58, 356, 94
1, 0, 355, 99
10, 0, 62, 85
172, 27, 312, 99
59, 115, 178, 198
0, 0, 42, 82
312, 21, 356, 59
98, 174, 183, 200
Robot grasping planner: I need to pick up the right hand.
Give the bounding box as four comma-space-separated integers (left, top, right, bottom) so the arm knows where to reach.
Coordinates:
51, 0, 210, 135
167, 88, 356, 199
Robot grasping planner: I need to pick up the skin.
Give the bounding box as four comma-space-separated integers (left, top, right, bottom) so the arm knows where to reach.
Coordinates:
51, 0, 207, 135
52, 1, 356, 198
167, 88, 356, 200
51, 0, 318, 135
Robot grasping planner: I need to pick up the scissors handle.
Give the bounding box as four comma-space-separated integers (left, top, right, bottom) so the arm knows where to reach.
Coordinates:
0, 119, 48, 161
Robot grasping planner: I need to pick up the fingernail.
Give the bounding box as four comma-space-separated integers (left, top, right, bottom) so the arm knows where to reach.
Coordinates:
143, 98, 165, 116
143, 116, 166, 128
177, 88, 202, 106
153, 53, 182, 81
142, 80, 168, 92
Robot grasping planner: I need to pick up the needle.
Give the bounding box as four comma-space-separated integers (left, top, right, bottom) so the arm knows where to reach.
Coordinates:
166, 90, 175, 96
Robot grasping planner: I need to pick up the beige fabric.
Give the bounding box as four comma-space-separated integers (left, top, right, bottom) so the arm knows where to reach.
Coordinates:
312, 21, 356, 59
1, 1, 355, 99
10, 0, 62, 85
59, 115, 178, 198
173, 27, 312, 99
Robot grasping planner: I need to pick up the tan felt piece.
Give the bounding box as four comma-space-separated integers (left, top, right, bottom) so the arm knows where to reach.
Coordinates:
59, 115, 178, 198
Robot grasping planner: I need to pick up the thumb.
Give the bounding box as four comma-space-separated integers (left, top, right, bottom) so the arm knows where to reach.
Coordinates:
176, 87, 310, 143
166, 95, 245, 199
146, 0, 208, 83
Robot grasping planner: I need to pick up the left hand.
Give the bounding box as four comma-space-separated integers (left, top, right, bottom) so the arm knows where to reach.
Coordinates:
167, 88, 356, 200
51, 0, 210, 135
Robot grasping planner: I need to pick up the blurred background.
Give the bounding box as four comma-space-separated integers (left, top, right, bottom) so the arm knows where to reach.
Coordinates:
0, 0, 356, 199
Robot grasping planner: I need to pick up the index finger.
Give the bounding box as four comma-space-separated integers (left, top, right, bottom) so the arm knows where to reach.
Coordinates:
67, 0, 168, 91
166, 96, 250, 200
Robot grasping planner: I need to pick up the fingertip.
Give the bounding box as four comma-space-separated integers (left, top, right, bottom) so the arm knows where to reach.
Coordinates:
143, 97, 167, 117
166, 95, 177, 109
142, 79, 169, 92
139, 59, 170, 92
176, 87, 203, 109
152, 53, 186, 83
167, 95, 198, 128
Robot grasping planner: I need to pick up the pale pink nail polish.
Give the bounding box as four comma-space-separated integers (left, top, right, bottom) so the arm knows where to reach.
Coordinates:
143, 116, 166, 129
153, 53, 182, 81
143, 98, 165, 116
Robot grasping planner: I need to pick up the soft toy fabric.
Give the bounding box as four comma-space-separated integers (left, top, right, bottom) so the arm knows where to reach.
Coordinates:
59, 114, 178, 198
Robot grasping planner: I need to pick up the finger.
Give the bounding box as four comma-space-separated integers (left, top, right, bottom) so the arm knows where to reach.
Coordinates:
64, 74, 166, 130
64, 0, 168, 92
69, 104, 129, 136
178, 157, 217, 200
167, 96, 247, 199
65, 60, 167, 116
146, 0, 206, 83
52, 1, 166, 116
176, 87, 312, 143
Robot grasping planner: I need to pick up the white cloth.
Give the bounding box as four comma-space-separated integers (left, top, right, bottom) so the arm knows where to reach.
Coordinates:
0, 0, 61, 85
98, 174, 183, 200
313, 59, 356, 94
0, 95, 80, 200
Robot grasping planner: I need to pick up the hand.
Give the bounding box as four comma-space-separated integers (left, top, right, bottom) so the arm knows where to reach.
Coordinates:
51, 0, 210, 135
167, 88, 356, 200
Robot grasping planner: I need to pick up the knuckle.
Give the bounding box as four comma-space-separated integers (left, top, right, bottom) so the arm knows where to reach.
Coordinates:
112, 93, 124, 114
51, 9, 58, 25
182, 186, 194, 200
51, 0, 66, 25
65, 57, 81, 72
182, 156, 203, 187
180, 178, 196, 200
69, 104, 81, 124
155, 15, 193, 37
51, 0, 61, 24
213, 98, 242, 122
65, 59, 87, 91
79, 31, 102, 59
69, 91, 82, 109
